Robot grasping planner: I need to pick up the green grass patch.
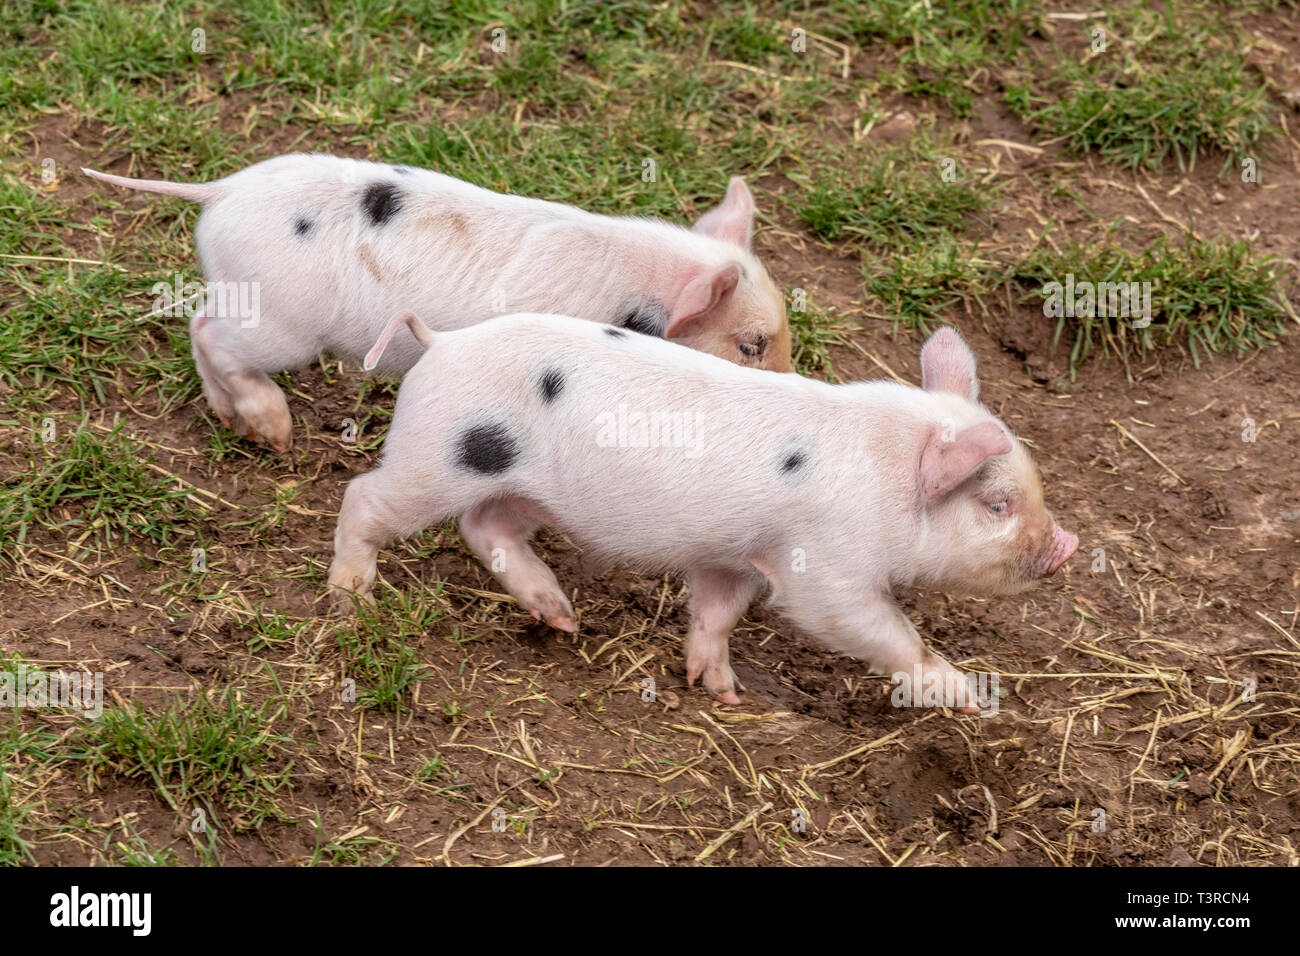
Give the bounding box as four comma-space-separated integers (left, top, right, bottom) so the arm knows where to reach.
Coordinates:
0, 717, 58, 865
0, 254, 198, 410
1010, 237, 1293, 373
788, 298, 851, 381
105, 829, 180, 866
0, 423, 195, 554
1009, 13, 1272, 170
306, 809, 399, 866
335, 587, 442, 712
831, 0, 1045, 116
77, 689, 293, 827
864, 238, 1000, 332
794, 135, 994, 247
380, 66, 791, 218
246, 606, 313, 655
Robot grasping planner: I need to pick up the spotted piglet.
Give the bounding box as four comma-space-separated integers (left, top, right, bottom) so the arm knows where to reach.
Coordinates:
328, 315, 1077, 713
83, 154, 790, 451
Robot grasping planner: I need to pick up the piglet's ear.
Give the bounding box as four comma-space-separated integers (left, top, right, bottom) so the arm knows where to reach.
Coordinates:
920, 327, 980, 401
691, 177, 755, 249
919, 420, 1011, 501
665, 262, 741, 339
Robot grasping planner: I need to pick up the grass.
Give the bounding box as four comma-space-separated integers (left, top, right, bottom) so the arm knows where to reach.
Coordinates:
1011, 237, 1293, 373
0, 423, 195, 555
864, 237, 1001, 333
0, 250, 198, 411
832, 0, 1046, 116
105, 828, 180, 866
865, 232, 1293, 369
76, 689, 294, 828
0, 719, 51, 865
246, 606, 313, 655
794, 133, 995, 247
1009, 9, 1273, 170
379, 66, 804, 216
789, 298, 852, 381
307, 809, 399, 866
334, 587, 443, 713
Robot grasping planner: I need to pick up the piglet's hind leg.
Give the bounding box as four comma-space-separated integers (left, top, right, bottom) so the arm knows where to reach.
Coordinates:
459, 499, 576, 632
328, 470, 437, 607
191, 315, 293, 451
189, 310, 236, 430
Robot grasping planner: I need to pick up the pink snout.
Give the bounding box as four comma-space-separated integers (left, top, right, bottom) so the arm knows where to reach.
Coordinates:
1043, 524, 1078, 576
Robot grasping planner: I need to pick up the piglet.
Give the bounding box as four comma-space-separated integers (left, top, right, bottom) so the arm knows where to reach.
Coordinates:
328, 316, 1077, 713
83, 155, 790, 451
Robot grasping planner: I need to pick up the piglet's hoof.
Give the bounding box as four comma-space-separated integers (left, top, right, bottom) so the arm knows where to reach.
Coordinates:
326, 585, 373, 618
687, 664, 745, 705
948, 671, 986, 716
526, 592, 578, 633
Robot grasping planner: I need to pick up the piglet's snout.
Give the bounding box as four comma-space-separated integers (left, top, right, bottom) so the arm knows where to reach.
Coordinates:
1042, 524, 1078, 576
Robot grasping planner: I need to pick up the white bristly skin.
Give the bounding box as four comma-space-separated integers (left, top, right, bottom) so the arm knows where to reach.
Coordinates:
82, 155, 790, 451
328, 316, 1079, 714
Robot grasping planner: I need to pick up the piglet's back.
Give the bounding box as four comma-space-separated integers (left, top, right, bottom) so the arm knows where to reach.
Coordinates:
384, 315, 909, 565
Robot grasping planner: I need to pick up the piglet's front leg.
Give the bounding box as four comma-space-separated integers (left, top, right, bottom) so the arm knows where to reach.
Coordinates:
683, 567, 762, 704
847, 601, 984, 715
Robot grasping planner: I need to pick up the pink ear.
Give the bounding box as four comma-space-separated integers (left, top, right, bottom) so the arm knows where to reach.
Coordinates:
691, 177, 755, 248
665, 263, 742, 339
920, 420, 1012, 500
920, 327, 979, 401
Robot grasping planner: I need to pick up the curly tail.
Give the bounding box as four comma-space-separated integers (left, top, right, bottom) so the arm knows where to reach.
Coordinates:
82, 167, 221, 203
364, 311, 436, 371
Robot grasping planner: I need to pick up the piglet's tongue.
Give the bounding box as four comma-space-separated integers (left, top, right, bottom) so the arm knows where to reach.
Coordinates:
1043, 525, 1078, 576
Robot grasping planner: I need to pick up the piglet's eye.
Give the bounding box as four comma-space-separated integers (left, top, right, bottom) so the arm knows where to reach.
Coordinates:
987, 501, 1008, 514
739, 337, 766, 358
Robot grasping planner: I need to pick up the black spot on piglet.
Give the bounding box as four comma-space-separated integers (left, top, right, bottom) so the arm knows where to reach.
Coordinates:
361, 182, 403, 226
615, 295, 669, 337
539, 368, 565, 404
604, 327, 627, 339
782, 450, 809, 474
455, 422, 519, 475
293, 217, 314, 237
